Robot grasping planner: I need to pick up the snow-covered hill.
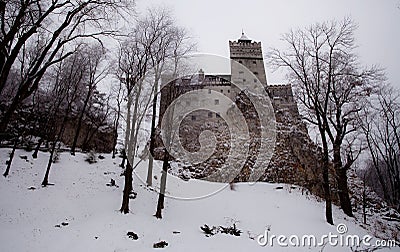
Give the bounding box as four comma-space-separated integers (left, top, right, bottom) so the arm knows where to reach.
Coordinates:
0, 149, 397, 251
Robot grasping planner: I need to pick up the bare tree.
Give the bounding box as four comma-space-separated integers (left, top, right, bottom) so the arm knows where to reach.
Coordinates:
360, 85, 400, 210
114, 5, 195, 215
116, 24, 152, 214
269, 17, 383, 222
146, 7, 196, 187
0, 0, 130, 134
71, 43, 107, 155
110, 79, 125, 159
41, 48, 87, 186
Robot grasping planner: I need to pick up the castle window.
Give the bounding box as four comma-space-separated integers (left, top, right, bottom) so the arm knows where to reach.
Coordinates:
208, 112, 213, 118
239, 60, 243, 64
214, 99, 219, 105
254, 79, 257, 83
253, 71, 258, 75
227, 89, 230, 93
253, 61, 257, 65
191, 115, 196, 121
221, 89, 223, 93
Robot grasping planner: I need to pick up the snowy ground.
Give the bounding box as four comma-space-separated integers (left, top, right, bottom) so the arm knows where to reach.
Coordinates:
0, 148, 398, 252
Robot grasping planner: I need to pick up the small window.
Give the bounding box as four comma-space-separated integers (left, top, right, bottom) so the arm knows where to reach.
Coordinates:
208, 112, 213, 118
208, 89, 211, 94
216, 112, 221, 118
238, 60, 243, 64
227, 89, 230, 93
221, 89, 223, 93
243, 79, 246, 82
254, 79, 257, 83
214, 99, 219, 105
253, 72, 258, 75
191, 115, 196, 121
253, 61, 257, 65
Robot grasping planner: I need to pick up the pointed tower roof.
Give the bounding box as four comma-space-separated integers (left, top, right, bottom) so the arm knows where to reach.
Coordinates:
238, 31, 251, 42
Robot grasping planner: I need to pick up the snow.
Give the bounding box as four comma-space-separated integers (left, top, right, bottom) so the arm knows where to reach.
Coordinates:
0, 149, 397, 252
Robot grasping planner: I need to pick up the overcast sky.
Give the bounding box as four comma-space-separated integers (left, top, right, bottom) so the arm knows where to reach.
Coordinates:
136, 0, 400, 87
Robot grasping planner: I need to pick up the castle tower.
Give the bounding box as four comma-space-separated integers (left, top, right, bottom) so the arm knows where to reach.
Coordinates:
229, 32, 268, 88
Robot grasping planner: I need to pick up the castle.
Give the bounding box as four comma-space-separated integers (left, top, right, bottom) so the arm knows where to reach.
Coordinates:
154, 33, 324, 189
159, 32, 299, 125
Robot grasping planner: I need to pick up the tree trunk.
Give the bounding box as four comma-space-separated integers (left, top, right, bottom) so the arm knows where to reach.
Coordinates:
320, 124, 334, 225
42, 107, 69, 186
3, 139, 17, 177
147, 155, 154, 186
42, 140, 57, 186
147, 75, 159, 186
120, 160, 133, 214
32, 138, 43, 159
322, 156, 334, 225
120, 149, 126, 168
71, 87, 92, 155
336, 167, 353, 217
363, 174, 367, 224
333, 146, 353, 217
155, 148, 169, 219
112, 128, 118, 159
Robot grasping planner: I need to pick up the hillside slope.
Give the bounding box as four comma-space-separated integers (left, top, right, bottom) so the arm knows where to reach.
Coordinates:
0, 149, 397, 251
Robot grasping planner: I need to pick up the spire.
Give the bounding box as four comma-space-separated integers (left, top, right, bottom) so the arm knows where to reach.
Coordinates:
238, 30, 251, 42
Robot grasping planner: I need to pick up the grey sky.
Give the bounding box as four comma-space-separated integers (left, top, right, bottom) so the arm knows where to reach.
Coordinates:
136, 0, 400, 87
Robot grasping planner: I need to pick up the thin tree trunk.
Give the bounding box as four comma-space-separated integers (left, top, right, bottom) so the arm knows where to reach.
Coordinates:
42, 140, 57, 186
120, 160, 133, 214
120, 149, 126, 168
363, 174, 367, 224
154, 81, 174, 219
147, 74, 160, 186
127, 83, 142, 162
32, 138, 43, 159
155, 148, 169, 219
42, 106, 69, 186
120, 82, 143, 214
3, 139, 17, 177
322, 155, 334, 225
71, 103, 88, 155
320, 123, 334, 225
112, 84, 122, 159
112, 128, 118, 159
147, 155, 154, 185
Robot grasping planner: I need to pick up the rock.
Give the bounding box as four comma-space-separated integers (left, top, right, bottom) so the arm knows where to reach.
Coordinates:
153, 240, 168, 248
127, 231, 138, 240
106, 179, 118, 187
